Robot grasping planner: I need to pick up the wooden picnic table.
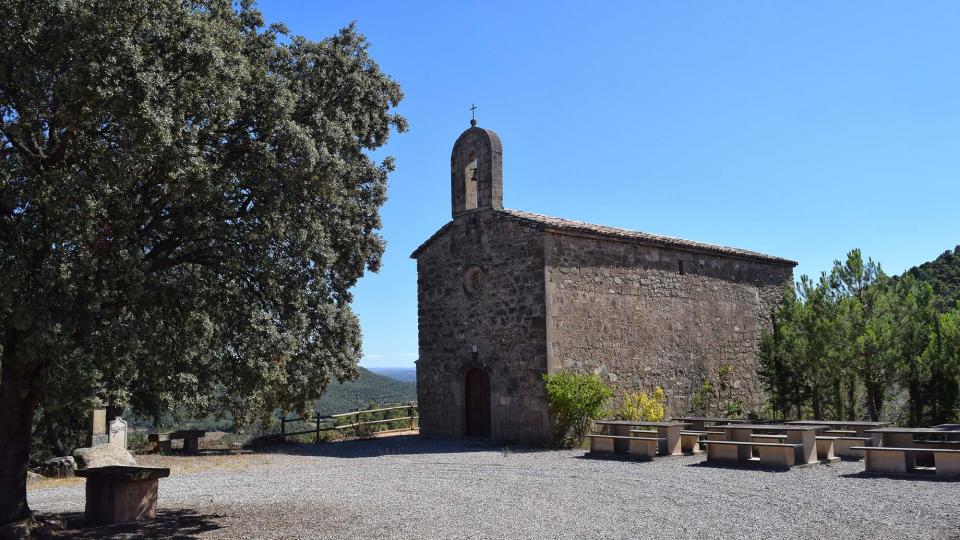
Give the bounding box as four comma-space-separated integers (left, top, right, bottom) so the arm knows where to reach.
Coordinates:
720, 424, 824, 465
595, 420, 688, 455
673, 416, 746, 431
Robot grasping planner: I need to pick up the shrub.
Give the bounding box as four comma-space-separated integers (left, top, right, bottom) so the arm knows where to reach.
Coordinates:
619, 387, 667, 421
543, 370, 613, 448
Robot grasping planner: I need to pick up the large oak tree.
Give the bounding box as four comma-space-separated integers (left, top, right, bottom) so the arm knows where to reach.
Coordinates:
0, 0, 405, 529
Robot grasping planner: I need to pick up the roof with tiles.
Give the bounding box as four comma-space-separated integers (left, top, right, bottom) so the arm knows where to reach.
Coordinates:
411, 208, 797, 266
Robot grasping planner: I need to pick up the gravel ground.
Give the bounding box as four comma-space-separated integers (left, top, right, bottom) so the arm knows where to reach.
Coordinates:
29, 435, 960, 539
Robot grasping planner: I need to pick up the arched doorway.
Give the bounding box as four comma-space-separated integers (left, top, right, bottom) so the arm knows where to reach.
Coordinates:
464, 369, 491, 437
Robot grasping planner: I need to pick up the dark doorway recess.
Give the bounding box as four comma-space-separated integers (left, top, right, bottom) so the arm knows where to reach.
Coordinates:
464, 369, 491, 437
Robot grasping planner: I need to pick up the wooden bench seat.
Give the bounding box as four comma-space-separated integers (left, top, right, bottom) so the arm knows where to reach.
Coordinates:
853, 446, 960, 476
587, 434, 666, 458
702, 440, 803, 468
75, 466, 170, 524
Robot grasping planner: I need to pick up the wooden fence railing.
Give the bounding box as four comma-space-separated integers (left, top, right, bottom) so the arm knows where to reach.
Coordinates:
279, 402, 418, 443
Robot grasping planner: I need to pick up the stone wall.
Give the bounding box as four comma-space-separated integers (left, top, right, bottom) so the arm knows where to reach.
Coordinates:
415, 210, 549, 444
544, 232, 793, 415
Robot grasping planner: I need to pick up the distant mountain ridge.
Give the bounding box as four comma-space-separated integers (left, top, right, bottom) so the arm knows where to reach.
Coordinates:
369, 367, 417, 382
904, 245, 960, 310
312, 367, 417, 415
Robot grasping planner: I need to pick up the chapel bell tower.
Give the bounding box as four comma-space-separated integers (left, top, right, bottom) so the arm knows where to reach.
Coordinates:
450, 119, 503, 218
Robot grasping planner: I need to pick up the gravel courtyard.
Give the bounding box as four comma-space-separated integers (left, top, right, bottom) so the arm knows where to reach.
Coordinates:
29, 435, 960, 539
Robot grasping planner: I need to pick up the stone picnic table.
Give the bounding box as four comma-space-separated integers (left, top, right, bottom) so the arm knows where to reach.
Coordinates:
672, 416, 746, 432
594, 420, 688, 456
786, 420, 891, 437
866, 426, 960, 446
75, 465, 170, 524
147, 429, 207, 454
786, 420, 891, 457
864, 426, 960, 469
856, 426, 960, 474
713, 424, 824, 466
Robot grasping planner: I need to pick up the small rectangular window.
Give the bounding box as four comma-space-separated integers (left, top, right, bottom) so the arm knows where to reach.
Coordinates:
679, 260, 685, 275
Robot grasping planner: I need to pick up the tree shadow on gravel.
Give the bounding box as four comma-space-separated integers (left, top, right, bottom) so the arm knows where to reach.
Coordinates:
839, 470, 960, 482
575, 452, 656, 464
42, 509, 223, 539
255, 435, 549, 459
685, 460, 792, 473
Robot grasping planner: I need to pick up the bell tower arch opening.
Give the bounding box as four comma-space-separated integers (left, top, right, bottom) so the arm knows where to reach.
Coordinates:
465, 151, 478, 211
450, 120, 503, 218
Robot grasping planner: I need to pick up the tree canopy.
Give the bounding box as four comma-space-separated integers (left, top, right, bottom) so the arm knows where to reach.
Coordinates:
759, 249, 960, 425
0, 0, 405, 528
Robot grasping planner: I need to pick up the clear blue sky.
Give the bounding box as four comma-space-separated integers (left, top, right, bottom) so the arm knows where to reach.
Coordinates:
257, 1, 960, 369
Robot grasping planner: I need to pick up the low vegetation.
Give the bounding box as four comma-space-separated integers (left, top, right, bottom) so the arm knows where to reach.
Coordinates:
543, 371, 612, 448
617, 387, 667, 422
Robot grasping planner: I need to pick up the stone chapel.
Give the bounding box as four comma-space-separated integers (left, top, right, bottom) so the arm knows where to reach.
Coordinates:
412, 121, 796, 444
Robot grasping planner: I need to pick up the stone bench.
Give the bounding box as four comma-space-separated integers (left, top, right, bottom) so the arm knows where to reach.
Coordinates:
914, 441, 960, 467
702, 440, 803, 468
148, 429, 207, 454
680, 431, 708, 454
75, 466, 170, 524
833, 436, 872, 458
705, 430, 726, 441
587, 434, 666, 459
822, 429, 857, 437
853, 447, 960, 476
815, 436, 840, 462
750, 434, 787, 457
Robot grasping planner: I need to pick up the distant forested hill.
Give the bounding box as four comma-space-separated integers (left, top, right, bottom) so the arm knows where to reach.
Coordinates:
369, 367, 417, 382
128, 368, 416, 430
904, 245, 960, 310
312, 368, 417, 415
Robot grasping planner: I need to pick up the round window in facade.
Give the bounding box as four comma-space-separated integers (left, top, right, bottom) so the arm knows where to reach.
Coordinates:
462, 265, 486, 297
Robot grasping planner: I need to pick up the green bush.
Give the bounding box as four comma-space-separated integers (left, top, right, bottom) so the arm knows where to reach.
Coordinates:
543, 370, 612, 448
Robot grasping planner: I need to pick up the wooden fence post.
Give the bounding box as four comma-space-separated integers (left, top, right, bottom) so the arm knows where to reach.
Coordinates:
408, 402, 414, 430
280, 414, 286, 436
315, 414, 320, 444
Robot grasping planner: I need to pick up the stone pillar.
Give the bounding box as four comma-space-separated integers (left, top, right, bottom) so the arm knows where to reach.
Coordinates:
89, 407, 108, 447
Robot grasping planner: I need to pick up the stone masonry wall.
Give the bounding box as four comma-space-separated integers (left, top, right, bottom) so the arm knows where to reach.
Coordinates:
415, 210, 549, 444
544, 232, 793, 415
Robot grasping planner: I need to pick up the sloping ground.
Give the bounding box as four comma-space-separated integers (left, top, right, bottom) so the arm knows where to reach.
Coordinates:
904, 245, 960, 310
28, 436, 960, 539
313, 368, 417, 415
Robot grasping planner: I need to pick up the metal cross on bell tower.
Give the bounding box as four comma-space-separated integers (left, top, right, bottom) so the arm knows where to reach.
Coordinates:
469, 104, 477, 127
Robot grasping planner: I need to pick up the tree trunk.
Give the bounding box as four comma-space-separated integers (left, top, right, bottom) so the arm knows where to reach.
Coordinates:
845, 382, 856, 420
0, 368, 42, 527
42, 407, 67, 459
865, 382, 881, 422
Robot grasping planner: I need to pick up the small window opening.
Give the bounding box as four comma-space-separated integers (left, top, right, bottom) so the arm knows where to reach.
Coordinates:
679, 260, 685, 275
465, 151, 478, 210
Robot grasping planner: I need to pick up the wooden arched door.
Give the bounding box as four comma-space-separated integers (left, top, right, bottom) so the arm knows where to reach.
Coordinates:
464, 369, 491, 437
